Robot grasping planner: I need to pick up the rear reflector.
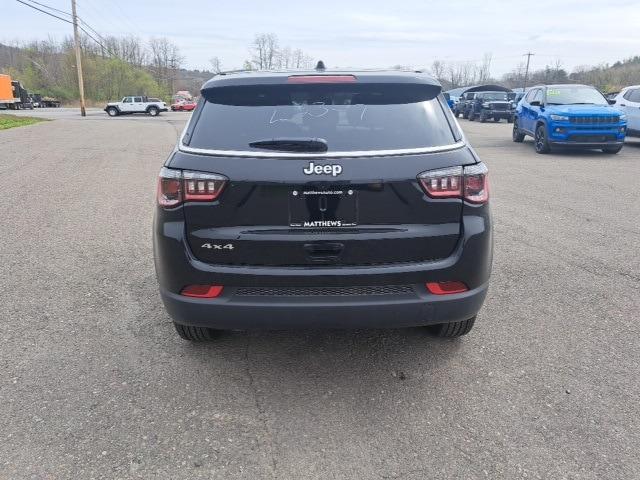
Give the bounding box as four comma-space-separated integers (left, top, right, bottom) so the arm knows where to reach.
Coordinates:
287, 75, 357, 84
181, 285, 224, 298
426, 281, 468, 295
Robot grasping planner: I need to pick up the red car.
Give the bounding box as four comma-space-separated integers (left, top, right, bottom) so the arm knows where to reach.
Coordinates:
171, 100, 197, 111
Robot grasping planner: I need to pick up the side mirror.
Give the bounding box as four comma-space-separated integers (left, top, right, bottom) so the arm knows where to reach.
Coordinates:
607, 98, 616, 105
529, 100, 541, 107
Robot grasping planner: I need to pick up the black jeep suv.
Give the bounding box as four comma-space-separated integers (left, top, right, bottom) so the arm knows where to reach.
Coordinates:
153, 68, 492, 341
467, 92, 515, 123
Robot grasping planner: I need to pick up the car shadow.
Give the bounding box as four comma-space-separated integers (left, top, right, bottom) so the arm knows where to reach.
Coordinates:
179, 327, 467, 396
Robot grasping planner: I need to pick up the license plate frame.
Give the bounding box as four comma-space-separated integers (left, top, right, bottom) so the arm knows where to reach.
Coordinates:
289, 188, 358, 228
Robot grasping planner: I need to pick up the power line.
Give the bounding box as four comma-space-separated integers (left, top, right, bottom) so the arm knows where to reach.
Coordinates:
15, 0, 121, 61
15, 0, 72, 24
25, 0, 72, 17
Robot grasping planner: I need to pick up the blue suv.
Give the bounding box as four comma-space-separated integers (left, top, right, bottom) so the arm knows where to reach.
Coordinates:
512, 84, 627, 154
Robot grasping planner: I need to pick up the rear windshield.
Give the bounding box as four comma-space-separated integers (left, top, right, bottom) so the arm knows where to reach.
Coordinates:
187, 83, 457, 153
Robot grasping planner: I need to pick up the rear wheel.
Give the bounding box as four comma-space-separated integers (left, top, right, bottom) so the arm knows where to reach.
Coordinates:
493, 117, 500, 122
173, 322, 219, 341
534, 124, 551, 154
462, 110, 469, 119
148, 106, 159, 116
479, 112, 487, 123
512, 118, 525, 142
106, 107, 119, 117
429, 316, 476, 337
602, 145, 623, 154
507, 115, 514, 123
468, 110, 475, 121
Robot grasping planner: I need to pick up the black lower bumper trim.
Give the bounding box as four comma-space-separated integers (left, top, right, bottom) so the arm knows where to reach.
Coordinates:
161, 283, 489, 329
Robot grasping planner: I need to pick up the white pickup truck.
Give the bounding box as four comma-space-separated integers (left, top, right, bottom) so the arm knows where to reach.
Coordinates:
104, 96, 168, 117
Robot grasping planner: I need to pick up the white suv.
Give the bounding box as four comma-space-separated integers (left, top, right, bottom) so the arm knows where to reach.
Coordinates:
613, 86, 640, 137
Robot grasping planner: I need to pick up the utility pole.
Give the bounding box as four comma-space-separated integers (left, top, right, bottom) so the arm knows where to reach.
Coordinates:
71, 0, 86, 116
522, 52, 535, 91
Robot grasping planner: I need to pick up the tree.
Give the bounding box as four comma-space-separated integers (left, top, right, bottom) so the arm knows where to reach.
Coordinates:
209, 56, 222, 74
250, 33, 279, 70
148, 37, 184, 92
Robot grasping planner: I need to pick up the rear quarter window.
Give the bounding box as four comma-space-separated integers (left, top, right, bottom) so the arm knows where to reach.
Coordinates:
186, 83, 458, 154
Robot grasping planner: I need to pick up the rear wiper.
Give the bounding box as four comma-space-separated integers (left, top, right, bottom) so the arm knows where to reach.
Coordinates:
249, 137, 328, 152
566, 102, 597, 105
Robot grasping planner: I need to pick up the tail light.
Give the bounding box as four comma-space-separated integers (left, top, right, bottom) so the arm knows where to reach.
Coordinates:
418, 163, 489, 204
157, 167, 227, 207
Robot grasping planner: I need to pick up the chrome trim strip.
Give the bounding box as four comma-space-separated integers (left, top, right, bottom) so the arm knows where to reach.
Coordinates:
178, 138, 466, 158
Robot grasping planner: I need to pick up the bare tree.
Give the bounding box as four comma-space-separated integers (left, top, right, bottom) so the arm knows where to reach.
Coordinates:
276, 46, 292, 69
479, 53, 492, 83
148, 37, 184, 91
209, 56, 222, 74
250, 33, 279, 70
431, 60, 446, 81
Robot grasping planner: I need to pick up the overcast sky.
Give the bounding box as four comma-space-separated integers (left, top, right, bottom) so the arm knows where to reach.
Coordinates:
4, 0, 640, 76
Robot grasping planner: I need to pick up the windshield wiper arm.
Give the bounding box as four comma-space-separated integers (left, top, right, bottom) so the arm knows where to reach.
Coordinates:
249, 137, 328, 152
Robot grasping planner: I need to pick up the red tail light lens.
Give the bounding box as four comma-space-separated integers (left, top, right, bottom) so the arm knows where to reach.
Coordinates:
418, 163, 489, 204
181, 285, 224, 298
157, 168, 182, 207
183, 171, 227, 201
418, 166, 463, 198
288, 75, 357, 84
426, 281, 468, 295
157, 168, 227, 207
463, 163, 489, 204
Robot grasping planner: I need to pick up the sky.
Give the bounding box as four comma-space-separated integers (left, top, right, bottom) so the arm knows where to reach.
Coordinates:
4, 0, 640, 76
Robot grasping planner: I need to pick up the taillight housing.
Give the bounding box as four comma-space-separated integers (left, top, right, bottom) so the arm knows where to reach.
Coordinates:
157, 167, 227, 207
417, 163, 489, 204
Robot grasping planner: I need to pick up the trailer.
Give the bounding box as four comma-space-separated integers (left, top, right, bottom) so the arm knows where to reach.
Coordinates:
0, 74, 17, 109
0, 75, 34, 110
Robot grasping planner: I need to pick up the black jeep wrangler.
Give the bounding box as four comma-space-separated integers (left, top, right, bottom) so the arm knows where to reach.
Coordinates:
454, 91, 477, 119
467, 91, 515, 123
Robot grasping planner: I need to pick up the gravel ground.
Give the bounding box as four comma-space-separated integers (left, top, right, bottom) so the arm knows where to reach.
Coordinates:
1, 113, 639, 479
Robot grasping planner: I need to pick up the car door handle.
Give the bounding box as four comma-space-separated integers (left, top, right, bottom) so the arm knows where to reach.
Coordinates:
620, 104, 626, 107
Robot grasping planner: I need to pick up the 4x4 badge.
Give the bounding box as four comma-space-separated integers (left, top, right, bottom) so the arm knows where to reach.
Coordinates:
303, 162, 342, 177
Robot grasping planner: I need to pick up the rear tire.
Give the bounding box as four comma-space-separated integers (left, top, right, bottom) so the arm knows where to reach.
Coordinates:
173, 322, 219, 341
462, 110, 469, 119
106, 107, 119, 117
148, 106, 159, 116
429, 316, 476, 337
468, 111, 475, 121
602, 145, 623, 154
479, 113, 487, 123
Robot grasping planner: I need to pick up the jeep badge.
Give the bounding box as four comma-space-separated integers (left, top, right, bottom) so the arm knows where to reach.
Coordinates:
303, 162, 343, 177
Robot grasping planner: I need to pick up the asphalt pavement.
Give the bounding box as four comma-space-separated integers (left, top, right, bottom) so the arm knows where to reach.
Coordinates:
1, 112, 639, 479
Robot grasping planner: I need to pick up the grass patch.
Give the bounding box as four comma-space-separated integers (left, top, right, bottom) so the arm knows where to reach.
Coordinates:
0, 114, 47, 130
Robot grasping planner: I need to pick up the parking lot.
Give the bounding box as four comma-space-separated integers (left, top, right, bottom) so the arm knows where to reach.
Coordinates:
1, 111, 639, 479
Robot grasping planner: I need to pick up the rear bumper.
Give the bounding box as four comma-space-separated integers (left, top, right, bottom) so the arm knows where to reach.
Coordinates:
160, 282, 489, 329
154, 211, 492, 329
